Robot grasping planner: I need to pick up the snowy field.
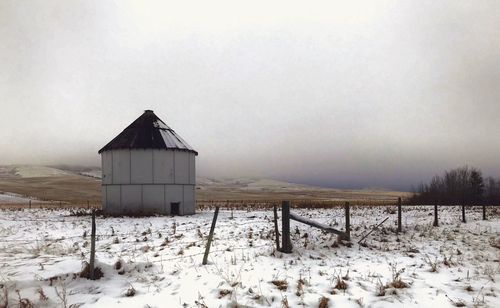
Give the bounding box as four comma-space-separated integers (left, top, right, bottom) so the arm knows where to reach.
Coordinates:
0, 206, 498, 307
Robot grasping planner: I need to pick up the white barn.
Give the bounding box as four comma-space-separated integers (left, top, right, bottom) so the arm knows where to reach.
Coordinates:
98, 110, 197, 216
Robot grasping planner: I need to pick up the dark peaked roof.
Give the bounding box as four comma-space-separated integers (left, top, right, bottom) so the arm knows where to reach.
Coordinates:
98, 110, 197, 155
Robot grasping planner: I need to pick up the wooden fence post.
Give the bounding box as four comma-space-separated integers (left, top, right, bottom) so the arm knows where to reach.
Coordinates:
29, 200, 31, 209
202, 206, 220, 265
433, 204, 438, 227
281, 201, 292, 253
89, 209, 96, 280
482, 204, 487, 220
344, 202, 351, 241
462, 205, 466, 223
397, 197, 402, 233
273, 204, 280, 251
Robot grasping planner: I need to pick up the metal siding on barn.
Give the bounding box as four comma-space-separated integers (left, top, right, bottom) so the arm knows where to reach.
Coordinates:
165, 185, 183, 214
101, 150, 196, 215
112, 150, 131, 184
102, 185, 108, 210
102, 151, 112, 184
174, 151, 189, 184
106, 185, 121, 214
183, 185, 195, 214
153, 150, 174, 184
131, 150, 153, 184
143, 185, 165, 213
189, 153, 196, 185
121, 185, 142, 214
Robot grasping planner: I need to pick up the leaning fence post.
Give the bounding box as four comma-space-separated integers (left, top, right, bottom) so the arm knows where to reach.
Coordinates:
462, 204, 466, 223
397, 197, 402, 233
482, 204, 487, 220
281, 201, 292, 253
202, 206, 220, 265
433, 204, 438, 227
344, 202, 351, 241
89, 209, 96, 280
273, 204, 280, 251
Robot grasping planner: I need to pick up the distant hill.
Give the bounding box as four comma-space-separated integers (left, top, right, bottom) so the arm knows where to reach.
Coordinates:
0, 165, 101, 203
0, 165, 408, 204
195, 176, 406, 201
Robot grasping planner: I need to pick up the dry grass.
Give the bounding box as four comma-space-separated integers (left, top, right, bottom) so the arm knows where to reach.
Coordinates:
36, 287, 48, 302
78, 262, 104, 280
125, 285, 136, 297
281, 296, 289, 308
218, 289, 232, 299
295, 278, 306, 297
387, 263, 409, 289
15, 290, 33, 308
376, 278, 386, 296
319, 296, 330, 308
271, 280, 288, 291
0, 286, 7, 308
424, 254, 439, 272
447, 295, 466, 307
334, 277, 348, 290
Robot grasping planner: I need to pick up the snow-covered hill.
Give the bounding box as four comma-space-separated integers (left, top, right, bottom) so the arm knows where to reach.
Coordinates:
196, 176, 318, 191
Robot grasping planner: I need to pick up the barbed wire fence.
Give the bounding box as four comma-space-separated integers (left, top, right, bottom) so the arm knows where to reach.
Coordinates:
0, 202, 497, 283
0, 209, 277, 282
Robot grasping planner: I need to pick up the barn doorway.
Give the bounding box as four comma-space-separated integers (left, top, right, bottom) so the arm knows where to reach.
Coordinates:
171, 202, 180, 216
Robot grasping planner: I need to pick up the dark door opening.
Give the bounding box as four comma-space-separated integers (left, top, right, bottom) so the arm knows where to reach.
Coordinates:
171, 202, 180, 216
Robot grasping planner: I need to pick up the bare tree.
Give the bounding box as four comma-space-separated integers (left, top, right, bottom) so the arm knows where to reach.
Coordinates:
410, 166, 492, 206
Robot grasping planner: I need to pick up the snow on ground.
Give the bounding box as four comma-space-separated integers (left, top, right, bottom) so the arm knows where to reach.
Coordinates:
12, 165, 73, 178
0, 206, 498, 307
0, 192, 34, 203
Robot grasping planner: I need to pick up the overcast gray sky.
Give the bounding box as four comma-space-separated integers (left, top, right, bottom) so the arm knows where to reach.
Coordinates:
1, 0, 499, 190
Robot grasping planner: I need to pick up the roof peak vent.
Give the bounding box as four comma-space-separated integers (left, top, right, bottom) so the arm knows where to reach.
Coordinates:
144, 109, 154, 113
